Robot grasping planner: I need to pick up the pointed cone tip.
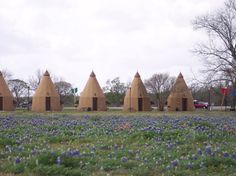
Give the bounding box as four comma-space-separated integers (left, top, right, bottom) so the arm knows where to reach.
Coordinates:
44, 70, 50, 76
178, 72, 183, 79
90, 71, 96, 77
135, 72, 140, 78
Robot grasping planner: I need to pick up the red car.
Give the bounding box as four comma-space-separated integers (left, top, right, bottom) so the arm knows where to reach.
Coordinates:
193, 100, 209, 109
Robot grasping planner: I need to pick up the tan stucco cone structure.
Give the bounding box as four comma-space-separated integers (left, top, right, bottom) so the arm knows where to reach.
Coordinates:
78, 71, 107, 111
0, 71, 14, 111
32, 70, 61, 112
123, 72, 151, 111
167, 73, 195, 111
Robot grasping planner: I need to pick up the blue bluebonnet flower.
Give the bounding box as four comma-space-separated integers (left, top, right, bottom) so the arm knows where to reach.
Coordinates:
56, 156, 61, 165
223, 152, 230, 158
166, 143, 174, 150
92, 145, 96, 151
231, 154, 236, 160
205, 145, 212, 155
121, 156, 128, 163
171, 159, 179, 167
15, 157, 20, 164
16, 139, 21, 145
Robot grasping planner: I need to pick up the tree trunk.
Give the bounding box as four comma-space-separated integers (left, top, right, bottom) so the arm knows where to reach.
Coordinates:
232, 96, 236, 109
158, 93, 165, 111
155, 93, 159, 109
230, 82, 236, 110
158, 102, 164, 111
231, 84, 236, 110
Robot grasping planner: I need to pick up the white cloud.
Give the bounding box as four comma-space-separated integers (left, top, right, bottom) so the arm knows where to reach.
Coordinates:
0, 0, 225, 90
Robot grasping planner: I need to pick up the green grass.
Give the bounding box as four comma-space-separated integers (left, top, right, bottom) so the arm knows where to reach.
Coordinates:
0, 110, 235, 175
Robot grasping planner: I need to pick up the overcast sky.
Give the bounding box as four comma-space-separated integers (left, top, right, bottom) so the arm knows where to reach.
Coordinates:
0, 0, 225, 91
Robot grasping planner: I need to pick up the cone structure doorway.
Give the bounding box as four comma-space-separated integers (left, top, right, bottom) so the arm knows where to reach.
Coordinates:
32, 71, 61, 112
0, 71, 14, 111
78, 71, 107, 111
123, 72, 151, 111
167, 73, 195, 111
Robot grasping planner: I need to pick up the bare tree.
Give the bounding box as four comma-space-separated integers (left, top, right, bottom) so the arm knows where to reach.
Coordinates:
55, 81, 72, 96
1, 69, 13, 81
145, 73, 175, 111
28, 69, 44, 91
103, 77, 127, 106
8, 79, 28, 107
54, 80, 73, 105
28, 69, 63, 91
193, 0, 236, 108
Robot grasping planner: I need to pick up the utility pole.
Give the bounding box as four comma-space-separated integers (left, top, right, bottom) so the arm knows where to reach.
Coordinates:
27, 86, 30, 111
129, 87, 131, 112
208, 87, 211, 111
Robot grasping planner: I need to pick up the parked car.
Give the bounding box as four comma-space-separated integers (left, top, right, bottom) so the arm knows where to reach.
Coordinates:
19, 102, 31, 108
193, 100, 209, 109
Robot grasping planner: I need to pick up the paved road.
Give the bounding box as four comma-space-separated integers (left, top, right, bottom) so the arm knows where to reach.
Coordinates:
63, 106, 235, 111
107, 106, 235, 111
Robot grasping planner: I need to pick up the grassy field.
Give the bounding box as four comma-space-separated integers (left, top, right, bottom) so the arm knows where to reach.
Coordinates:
0, 110, 236, 176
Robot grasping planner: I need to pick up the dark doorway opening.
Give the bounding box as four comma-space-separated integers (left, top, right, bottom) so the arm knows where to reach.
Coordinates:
182, 98, 187, 111
138, 98, 143, 111
46, 97, 51, 111
0, 97, 3, 111
93, 97, 98, 111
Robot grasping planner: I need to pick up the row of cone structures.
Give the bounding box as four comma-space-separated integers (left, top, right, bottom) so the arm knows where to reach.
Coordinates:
0, 70, 195, 112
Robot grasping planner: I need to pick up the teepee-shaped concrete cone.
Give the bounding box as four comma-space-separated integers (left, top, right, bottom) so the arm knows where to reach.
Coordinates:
0, 71, 15, 111
32, 70, 61, 112
123, 72, 151, 111
167, 73, 195, 111
78, 71, 107, 111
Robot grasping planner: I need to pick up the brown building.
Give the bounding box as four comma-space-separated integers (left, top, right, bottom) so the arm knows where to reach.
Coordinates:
32, 71, 61, 112
167, 73, 195, 111
123, 72, 151, 111
0, 71, 15, 111
78, 71, 107, 111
